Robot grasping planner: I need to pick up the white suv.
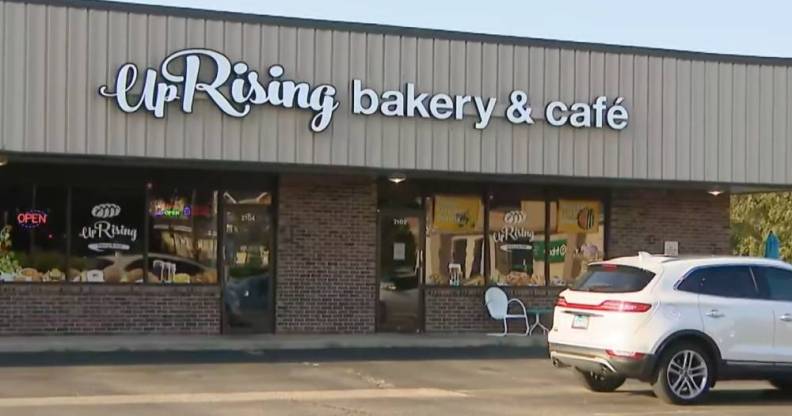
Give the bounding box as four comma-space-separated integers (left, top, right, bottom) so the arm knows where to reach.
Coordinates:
548, 253, 792, 404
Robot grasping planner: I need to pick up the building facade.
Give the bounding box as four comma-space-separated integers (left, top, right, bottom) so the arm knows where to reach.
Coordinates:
0, 0, 785, 335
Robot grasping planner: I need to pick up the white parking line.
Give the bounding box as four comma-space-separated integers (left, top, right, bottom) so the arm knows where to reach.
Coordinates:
0, 388, 467, 408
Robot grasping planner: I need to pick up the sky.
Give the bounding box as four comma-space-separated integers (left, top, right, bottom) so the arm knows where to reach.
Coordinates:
120, 0, 791, 58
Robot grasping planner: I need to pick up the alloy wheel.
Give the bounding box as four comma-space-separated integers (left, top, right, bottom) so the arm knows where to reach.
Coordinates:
666, 349, 709, 400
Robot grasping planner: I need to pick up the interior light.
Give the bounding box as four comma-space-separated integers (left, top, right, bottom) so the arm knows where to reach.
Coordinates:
387, 173, 407, 184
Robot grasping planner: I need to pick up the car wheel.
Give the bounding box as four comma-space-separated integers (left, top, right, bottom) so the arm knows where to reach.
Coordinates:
653, 342, 712, 405
574, 369, 626, 392
769, 378, 792, 391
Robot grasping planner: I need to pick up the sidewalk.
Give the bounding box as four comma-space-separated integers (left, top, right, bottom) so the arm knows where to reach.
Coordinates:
0, 333, 548, 366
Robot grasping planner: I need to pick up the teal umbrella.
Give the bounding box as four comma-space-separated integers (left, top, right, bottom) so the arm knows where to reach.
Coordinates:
765, 231, 780, 259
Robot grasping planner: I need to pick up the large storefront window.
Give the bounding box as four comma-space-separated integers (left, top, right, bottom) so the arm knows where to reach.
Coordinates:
148, 188, 218, 284
0, 184, 223, 285
380, 182, 607, 289
71, 188, 145, 283
0, 186, 67, 282
549, 199, 605, 286
489, 197, 547, 286
425, 195, 485, 286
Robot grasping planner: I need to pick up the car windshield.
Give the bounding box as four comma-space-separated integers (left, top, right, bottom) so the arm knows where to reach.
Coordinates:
572, 264, 656, 293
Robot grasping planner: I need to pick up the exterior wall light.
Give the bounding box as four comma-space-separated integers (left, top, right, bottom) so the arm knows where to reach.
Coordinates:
708, 189, 724, 196
387, 173, 407, 184
0, 154, 8, 167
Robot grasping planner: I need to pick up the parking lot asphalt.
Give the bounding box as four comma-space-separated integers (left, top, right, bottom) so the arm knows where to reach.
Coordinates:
0, 357, 789, 415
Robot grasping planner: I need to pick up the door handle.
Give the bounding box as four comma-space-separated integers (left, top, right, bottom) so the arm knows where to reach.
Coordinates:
705, 310, 725, 318
781, 313, 792, 322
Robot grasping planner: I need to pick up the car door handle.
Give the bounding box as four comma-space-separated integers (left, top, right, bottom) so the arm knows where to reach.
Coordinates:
705, 310, 725, 318
781, 314, 792, 322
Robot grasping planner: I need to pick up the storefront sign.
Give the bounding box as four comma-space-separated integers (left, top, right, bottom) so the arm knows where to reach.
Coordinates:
433, 195, 481, 231
154, 207, 191, 219
353, 81, 628, 130
99, 49, 340, 133
493, 209, 535, 245
558, 199, 600, 234
492, 227, 534, 243
78, 204, 139, 252
150, 198, 212, 219
503, 210, 526, 225
99, 49, 629, 133
91, 203, 121, 219
558, 200, 600, 234
533, 240, 567, 263
16, 210, 48, 229
499, 243, 533, 252
78, 222, 138, 250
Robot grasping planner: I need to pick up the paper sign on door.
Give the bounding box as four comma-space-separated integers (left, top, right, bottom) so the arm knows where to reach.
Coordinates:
393, 243, 406, 261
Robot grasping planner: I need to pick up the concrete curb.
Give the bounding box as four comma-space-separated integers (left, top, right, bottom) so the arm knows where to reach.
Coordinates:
0, 334, 547, 354
0, 345, 550, 367
0, 334, 549, 366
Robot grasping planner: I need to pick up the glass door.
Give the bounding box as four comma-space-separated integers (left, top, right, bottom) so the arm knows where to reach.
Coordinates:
377, 209, 424, 333
221, 191, 274, 334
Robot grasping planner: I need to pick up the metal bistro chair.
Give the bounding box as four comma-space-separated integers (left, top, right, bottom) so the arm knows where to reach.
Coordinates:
484, 286, 529, 336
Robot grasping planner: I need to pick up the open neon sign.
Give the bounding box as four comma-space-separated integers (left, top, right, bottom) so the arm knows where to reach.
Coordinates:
17, 210, 48, 229
151, 202, 212, 219
153, 206, 192, 219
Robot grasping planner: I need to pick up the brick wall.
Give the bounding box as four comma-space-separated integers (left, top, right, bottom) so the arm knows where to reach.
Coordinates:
425, 287, 563, 333
609, 189, 731, 258
0, 284, 220, 335
276, 175, 377, 333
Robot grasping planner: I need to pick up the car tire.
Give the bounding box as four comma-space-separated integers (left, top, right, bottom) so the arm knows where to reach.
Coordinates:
769, 378, 792, 391
653, 342, 713, 405
574, 369, 626, 392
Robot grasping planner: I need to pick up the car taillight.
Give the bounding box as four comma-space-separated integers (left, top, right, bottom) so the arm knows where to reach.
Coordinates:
599, 300, 652, 313
606, 350, 646, 360
555, 299, 651, 313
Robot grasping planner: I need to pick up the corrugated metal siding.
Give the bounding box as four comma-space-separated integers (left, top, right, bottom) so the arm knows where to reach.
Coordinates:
2, 0, 792, 185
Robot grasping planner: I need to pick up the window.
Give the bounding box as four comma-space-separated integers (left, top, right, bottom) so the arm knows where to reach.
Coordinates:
377, 183, 609, 288
488, 197, 546, 286
680, 266, 759, 299
71, 188, 145, 283
425, 195, 485, 286
549, 199, 605, 286
573, 265, 655, 293
0, 185, 68, 283
0, 175, 270, 286
755, 267, 792, 302
148, 188, 218, 284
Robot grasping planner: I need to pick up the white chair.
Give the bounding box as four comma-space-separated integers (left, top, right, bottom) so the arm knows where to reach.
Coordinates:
484, 286, 530, 336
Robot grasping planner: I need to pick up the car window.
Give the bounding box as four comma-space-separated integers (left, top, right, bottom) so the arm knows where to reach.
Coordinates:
572, 265, 655, 293
755, 267, 792, 302
679, 266, 759, 299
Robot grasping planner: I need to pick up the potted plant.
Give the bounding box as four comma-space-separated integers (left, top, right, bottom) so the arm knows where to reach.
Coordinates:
0, 226, 21, 282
